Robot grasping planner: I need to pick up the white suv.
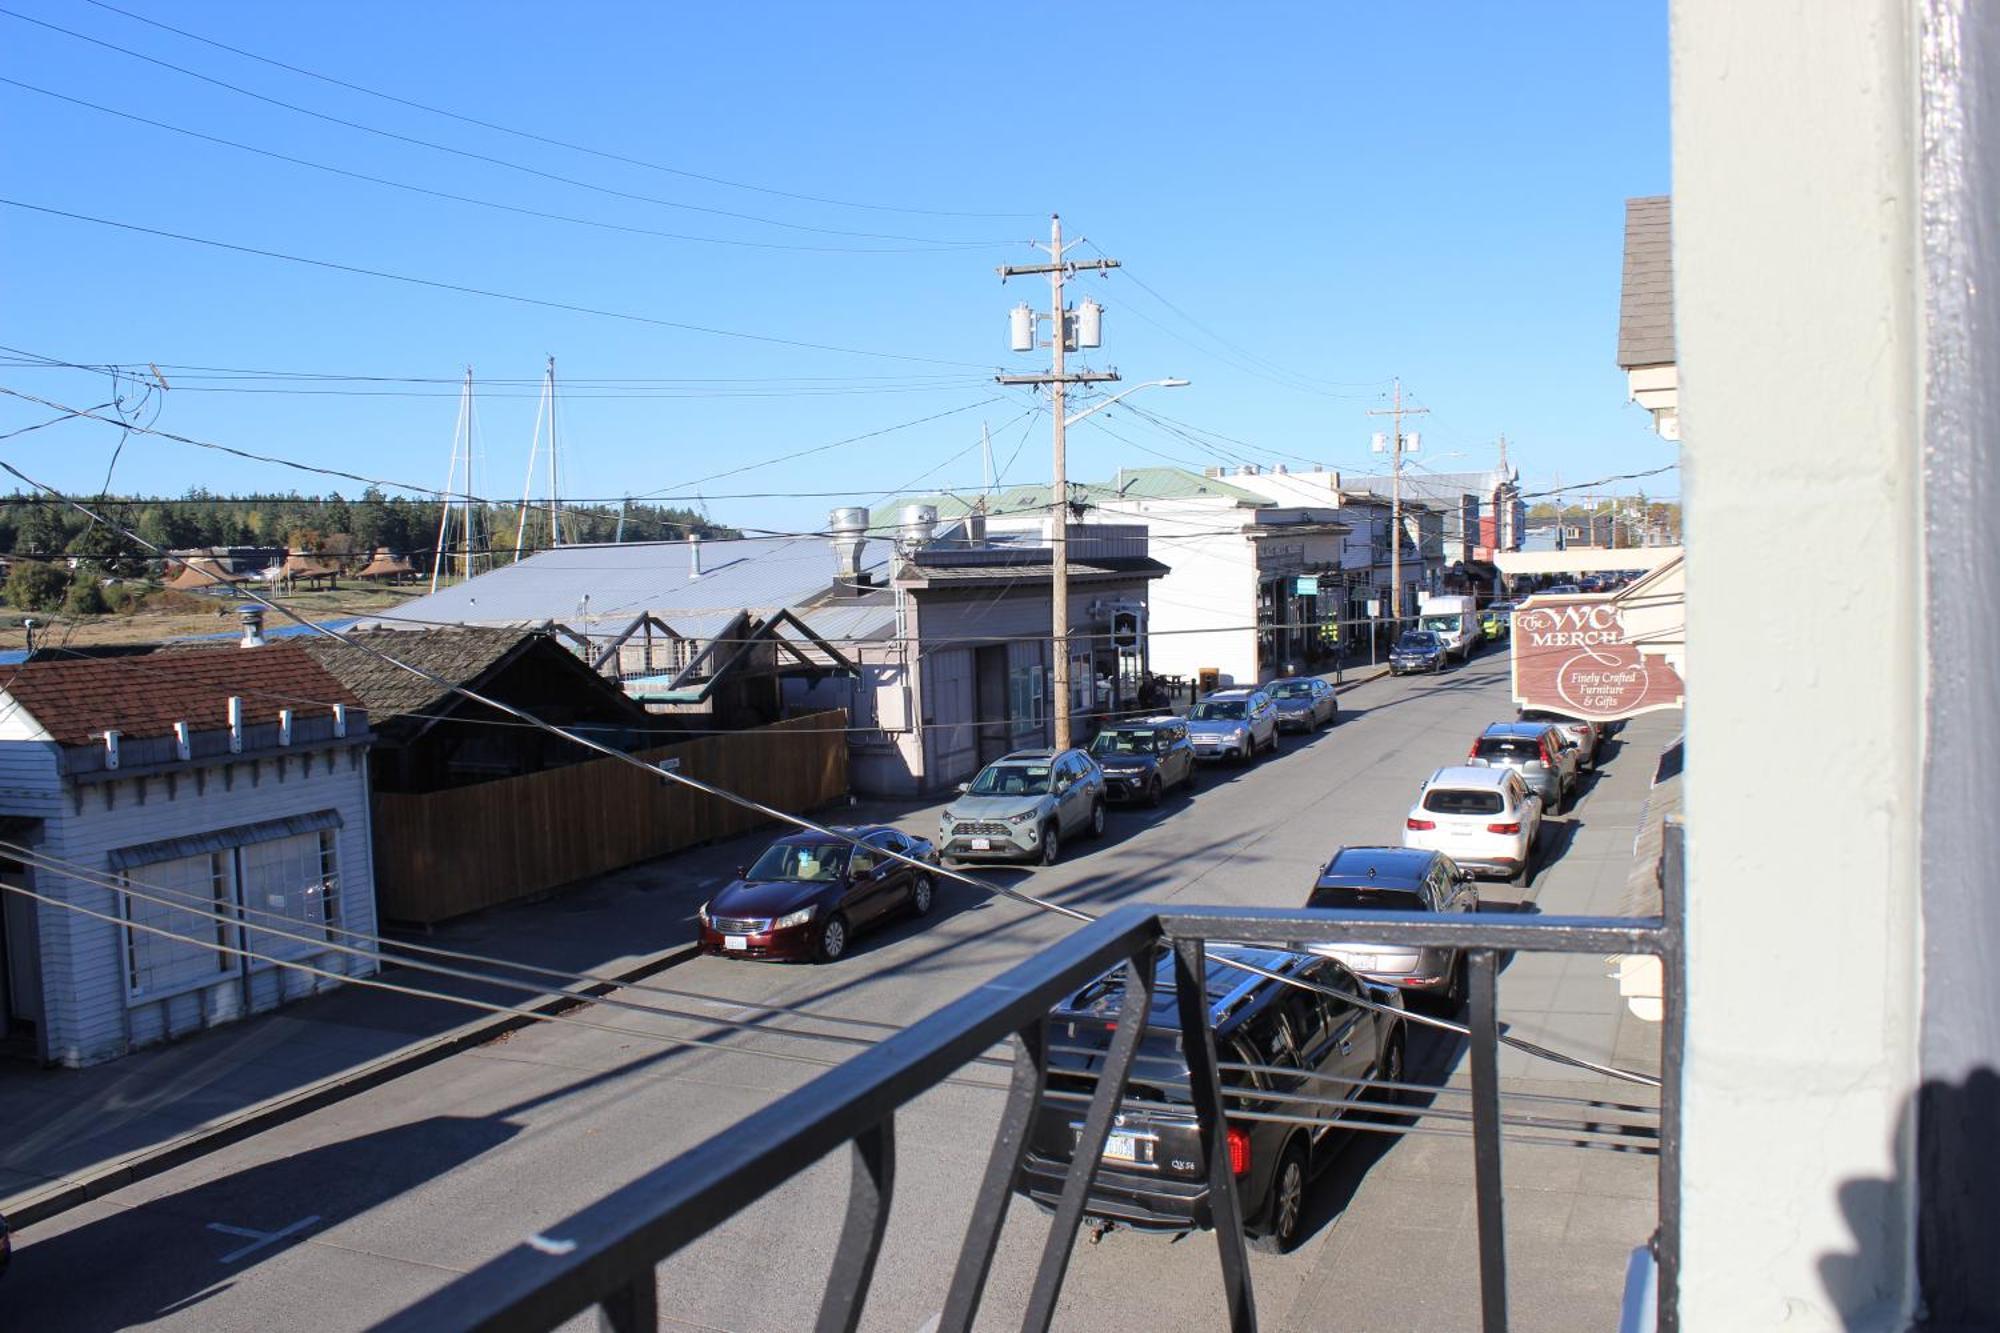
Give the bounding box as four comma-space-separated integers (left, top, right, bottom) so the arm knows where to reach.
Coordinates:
1403, 766, 1543, 884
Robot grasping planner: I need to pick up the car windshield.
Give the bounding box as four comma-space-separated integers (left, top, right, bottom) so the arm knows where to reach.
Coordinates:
746, 842, 849, 881
969, 763, 1051, 796
1420, 615, 1459, 632
1189, 700, 1245, 720
1475, 736, 1544, 763
1424, 788, 1505, 815
1395, 632, 1439, 651
1268, 681, 1314, 698
1091, 730, 1160, 755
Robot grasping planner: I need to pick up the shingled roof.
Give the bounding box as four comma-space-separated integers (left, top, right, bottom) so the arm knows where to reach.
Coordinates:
0, 641, 361, 747
1618, 195, 1675, 369
295, 627, 534, 720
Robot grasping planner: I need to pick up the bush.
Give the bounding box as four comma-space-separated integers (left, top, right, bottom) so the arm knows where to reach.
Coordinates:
63, 575, 108, 616
4, 561, 69, 611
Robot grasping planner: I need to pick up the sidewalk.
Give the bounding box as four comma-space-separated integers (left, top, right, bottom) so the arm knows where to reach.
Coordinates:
0, 799, 898, 1229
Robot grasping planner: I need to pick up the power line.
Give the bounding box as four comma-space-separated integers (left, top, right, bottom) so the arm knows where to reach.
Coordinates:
0, 385, 1008, 537
0, 460, 1660, 1086
0, 76, 999, 257
0, 839, 1010, 1072
0, 8, 1006, 248
0, 200, 1000, 370
0, 346, 991, 387
77, 0, 1032, 222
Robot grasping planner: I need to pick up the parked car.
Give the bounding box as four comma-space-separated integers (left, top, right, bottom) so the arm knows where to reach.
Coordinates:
1185, 689, 1279, 763
698, 825, 939, 963
1464, 721, 1581, 813
1306, 845, 1478, 1009
1388, 629, 1449, 675
1017, 945, 1405, 1253
1480, 602, 1514, 640
1519, 708, 1601, 769
1088, 716, 1196, 806
937, 748, 1106, 865
1266, 676, 1339, 732
1403, 766, 1543, 883
1543, 583, 1583, 595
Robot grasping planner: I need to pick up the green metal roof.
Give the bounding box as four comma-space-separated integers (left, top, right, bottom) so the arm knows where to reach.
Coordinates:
870, 467, 1267, 531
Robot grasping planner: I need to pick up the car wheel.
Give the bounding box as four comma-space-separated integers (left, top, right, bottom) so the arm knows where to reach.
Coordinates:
1239, 740, 1254, 765
1040, 823, 1061, 866
1089, 800, 1106, 839
1376, 1030, 1408, 1098
815, 912, 850, 963
909, 873, 935, 917
1146, 776, 1164, 808
1249, 1139, 1309, 1254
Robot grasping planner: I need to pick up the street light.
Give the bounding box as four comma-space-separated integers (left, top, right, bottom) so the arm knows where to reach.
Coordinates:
1049, 376, 1188, 749
1063, 377, 1190, 429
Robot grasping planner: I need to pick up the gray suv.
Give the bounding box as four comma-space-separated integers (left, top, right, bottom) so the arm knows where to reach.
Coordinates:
938, 748, 1106, 865
1465, 721, 1581, 813
1186, 688, 1279, 763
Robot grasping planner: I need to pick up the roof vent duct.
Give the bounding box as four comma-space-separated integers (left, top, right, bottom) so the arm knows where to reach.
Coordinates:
238, 604, 266, 648
829, 506, 869, 586
899, 503, 938, 552
687, 531, 702, 581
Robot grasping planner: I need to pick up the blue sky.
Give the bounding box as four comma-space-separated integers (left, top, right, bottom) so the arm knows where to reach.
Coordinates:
0, 1, 1671, 538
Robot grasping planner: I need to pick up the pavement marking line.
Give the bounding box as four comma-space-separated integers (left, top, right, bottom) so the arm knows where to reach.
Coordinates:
207, 1214, 321, 1265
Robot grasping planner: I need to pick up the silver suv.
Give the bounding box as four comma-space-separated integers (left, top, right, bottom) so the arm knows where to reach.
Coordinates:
1465, 722, 1581, 813
938, 748, 1106, 865
1186, 688, 1279, 763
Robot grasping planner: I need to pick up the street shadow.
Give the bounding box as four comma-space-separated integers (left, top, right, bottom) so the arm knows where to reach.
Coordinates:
1530, 818, 1586, 881
1, 1114, 524, 1331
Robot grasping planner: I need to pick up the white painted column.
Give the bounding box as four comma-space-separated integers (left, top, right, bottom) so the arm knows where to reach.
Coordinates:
1674, 1, 1922, 1326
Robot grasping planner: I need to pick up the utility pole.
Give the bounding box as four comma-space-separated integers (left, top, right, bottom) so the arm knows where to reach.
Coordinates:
997, 214, 1119, 751
1368, 377, 1429, 626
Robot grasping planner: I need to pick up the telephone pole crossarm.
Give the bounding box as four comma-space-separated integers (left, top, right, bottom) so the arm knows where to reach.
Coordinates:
995, 371, 1122, 386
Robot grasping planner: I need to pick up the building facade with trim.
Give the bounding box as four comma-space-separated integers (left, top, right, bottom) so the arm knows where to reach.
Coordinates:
0, 643, 377, 1068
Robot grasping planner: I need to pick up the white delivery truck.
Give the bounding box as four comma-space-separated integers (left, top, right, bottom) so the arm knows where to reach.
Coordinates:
1417, 593, 1480, 661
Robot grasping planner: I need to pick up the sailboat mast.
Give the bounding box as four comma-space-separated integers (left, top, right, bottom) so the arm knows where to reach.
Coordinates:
546, 355, 562, 549
515, 364, 548, 561
432, 368, 470, 593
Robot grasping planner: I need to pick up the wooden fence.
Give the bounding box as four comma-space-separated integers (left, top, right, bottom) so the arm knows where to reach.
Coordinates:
372, 710, 849, 924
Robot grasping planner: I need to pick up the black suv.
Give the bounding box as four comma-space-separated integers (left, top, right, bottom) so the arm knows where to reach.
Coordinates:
1087, 716, 1196, 806
1017, 946, 1405, 1253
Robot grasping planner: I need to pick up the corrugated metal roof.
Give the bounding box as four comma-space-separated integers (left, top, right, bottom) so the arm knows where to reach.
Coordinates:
872, 467, 1268, 530
1618, 195, 1674, 369
369, 536, 892, 632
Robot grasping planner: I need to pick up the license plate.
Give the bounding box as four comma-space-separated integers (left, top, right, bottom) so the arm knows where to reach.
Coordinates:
724, 934, 748, 951
1102, 1132, 1140, 1163
970, 838, 992, 850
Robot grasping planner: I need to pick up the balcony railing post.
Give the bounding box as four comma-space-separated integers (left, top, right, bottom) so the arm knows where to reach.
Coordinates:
813, 1115, 896, 1333
938, 1024, 1045, 1333
595, 1271, 657, 1333
1469, 946, 1509, 1333
1656, 817, 1685, 1333
1022, 945, 1155, 1333
1174, 937, 1257, 1333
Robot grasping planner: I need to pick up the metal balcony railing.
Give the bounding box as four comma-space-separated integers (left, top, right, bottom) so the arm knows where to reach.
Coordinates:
375, 843, 1684, 1333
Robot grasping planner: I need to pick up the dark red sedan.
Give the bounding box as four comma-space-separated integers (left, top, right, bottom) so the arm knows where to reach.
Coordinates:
698, 825, 939, 963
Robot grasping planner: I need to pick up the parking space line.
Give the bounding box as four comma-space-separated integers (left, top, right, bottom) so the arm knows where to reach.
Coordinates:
206, 1214, 321, 1265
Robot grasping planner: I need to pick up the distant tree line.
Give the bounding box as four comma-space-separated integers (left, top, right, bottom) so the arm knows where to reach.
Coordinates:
0, 488, 733, 613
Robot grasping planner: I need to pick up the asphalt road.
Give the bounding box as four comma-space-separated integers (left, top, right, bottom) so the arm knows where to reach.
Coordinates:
1, 651, 1662, 1332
